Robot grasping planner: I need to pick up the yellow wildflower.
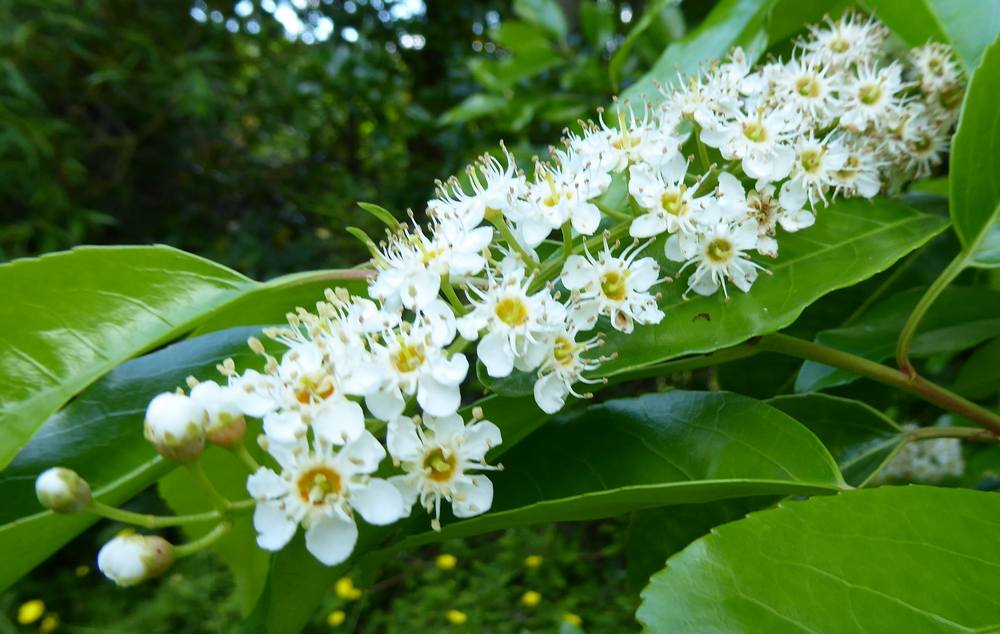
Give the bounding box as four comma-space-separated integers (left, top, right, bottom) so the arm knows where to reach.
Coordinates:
446, 609, 468, 625
334, 577, 362, 601
521, 590, 541, 607
524, 555, 543, 568
326, 610, 346, 627
17, 599, 45, 625
436, 553, 457, 570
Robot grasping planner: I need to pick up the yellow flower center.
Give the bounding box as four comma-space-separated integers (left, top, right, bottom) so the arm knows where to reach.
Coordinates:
834, 154, 860, 181
552, 335, 576, 366
392, 342, 426, 374
295, 377, 335, 405
661, 187, 689, 216
707, 239, 733, 263
742, 120, 767, 143
600, 270, 628, 302
297, 467, 342, 503
859, 83, 883, 106
800, 148, 823, 173
830, 38, 849, 53
423, 448, 457, 482
495, 296, 529, 326
795, 75, 820, 97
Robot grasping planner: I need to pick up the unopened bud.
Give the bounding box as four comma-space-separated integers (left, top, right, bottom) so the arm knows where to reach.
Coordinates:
97, 534, 174, 587
35, 467, 91, 513
144, 392, 206, 462
190, 381, 246, 449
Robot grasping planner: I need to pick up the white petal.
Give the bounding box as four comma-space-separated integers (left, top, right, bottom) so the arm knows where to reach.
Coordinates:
560, 255, 592, 290
779, 179, 807, 211
388, 474, 419, 511
452, 475, 494, 518
350, 478, 405, 526
431, 353, 469, 385
629, 213, 668, 238
568, 300, 600, 331
246, 468, 287, 500
478, 331, 514, 378
457, 312, 487, 341
365, 387, 405, 422
253, 501, 297, 551
424, 413, 465, 442
629, 257, 659, 291
778, 209, 815, 232
305, 515, 358, 566
717, 171, 745, 201
570, 202, 601, 236
417, 375, 462, 417
313, 399, 365, 445
337, 430, 386, 475
534, 373, 568, 414
263, 411, 306, 444
461, 421, 502, 459
664, 234, 685, 262
659, 152, 688, 183
756, 235, 779, 258
403, 270, 440, 310
387, 416, 424, 462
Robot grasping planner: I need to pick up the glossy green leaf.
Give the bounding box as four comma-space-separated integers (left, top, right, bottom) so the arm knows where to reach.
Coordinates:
0, 327, 263, 592
950, 33, 1000, 266
768, 393, 903, 486
866, 0, 1000, 72
638, 486, 1000, 632
475, 360, 536, 397
579, 0, 615, 51
953, 337, 1000, 399
513, 0, 567, 42
188, 271, 370, 337
610, 0, 671, 91
0, 246, 254, 468
600, 198, 948, 376
796, 286, 1000, 392
356, 202, 400, 229
159, 446, 269, 616
401, 391, 845, 544
490, 20, 554, 55
620, 0, 776, 105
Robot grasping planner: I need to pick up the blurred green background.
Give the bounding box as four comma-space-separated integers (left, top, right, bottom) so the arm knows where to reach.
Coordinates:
1, 1, 710, 631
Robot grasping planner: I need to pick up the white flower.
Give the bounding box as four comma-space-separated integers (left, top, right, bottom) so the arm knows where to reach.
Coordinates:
774, 57, 842, 128
35, 467, 91, 514
247, 431, 404, 566
459, 266, 566, 377
839, 62, 907, 133
365, 319, 469, 421
144, 392, 206, 462
370, 219, 493, 312
666, 218, 764, 298
429, 147, 526, 230
801, 13, 886, 69
782, 133, 848, 207
742, 182, 814, 257
561, 239, 664, 333
699, 106, 796, 182
259, 343, 366, 446
909, 43, 962, 95
830, 141, 883, 199
387, 413, 502, 530
98, 534, 174, 587
517, 150, 609, 242
878, 424, 964, 483
532, 325, 603, 414
627, 156, 706, 238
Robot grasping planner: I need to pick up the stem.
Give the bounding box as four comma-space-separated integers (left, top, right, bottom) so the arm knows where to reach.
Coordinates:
530, 221, 632, 293
262, 268, 374, 289
440, 274, 468, 315
487, 212, 538, 268
605, 344, 760, 384
88, 499, 255, 529
186, 461, 232, 512
694, 126, 711, 172
895, 248, 966, 376
173, 522, 232, 558
231, 444, 261, 472
593, 199, 633, 222
907, 426, 1000, 443
756, 334, 1000, 434
562, 223, 573, 261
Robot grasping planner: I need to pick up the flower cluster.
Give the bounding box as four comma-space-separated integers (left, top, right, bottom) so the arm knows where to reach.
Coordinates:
877, 424, 965, 483
37, 14, 964, 582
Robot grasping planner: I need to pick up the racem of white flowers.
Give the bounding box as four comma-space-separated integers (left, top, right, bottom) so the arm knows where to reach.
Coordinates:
41, 15, 964, 580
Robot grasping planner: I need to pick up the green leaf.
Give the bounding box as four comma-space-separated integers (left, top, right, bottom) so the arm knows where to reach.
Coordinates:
490, 20, 554, 55
356, 202, 400, 229
579, 0, 615, 51
401, 391, 845, 543
159, 446, 269, 616
0, 245, 254, 469
638, 486, 1000, 632
620, 0, 777, 106
768, 393, 903, 486
600, 198, 948, 376
475, 360, 536, 397
437, 93, 509, 125
796, 286, 1000, 392
0, 327, 262, 592
950, 32, 1000, 266
866, 0, 1000, 72
953, 337, 1000, 399
513, 0, 567, 42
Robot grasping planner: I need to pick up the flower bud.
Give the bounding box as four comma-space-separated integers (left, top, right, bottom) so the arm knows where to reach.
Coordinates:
35, 467, 92, 513
190, 381, 246, 449
97, 534, 174, 586
144, 392, 206, 462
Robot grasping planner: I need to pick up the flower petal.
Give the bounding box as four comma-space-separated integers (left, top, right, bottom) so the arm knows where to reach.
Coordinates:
312, 399, 365, 445
452, 475, 494, 518
336, 430, 386, 475
246, 468, 287, 500
478, 331, 514, 378
253, 501, 297, 552
350, 478, 405, 526
461, 420, 503, 458
305, 515, 358, 566
387, 416, 424, 463
365, 386, 406, 422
